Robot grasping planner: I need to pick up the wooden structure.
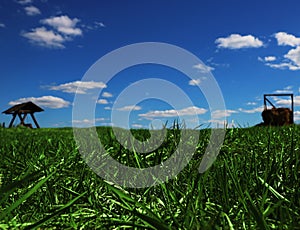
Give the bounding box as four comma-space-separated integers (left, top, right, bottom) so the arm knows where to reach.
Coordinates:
2, 101, 44, 128
261, 94, 294, 126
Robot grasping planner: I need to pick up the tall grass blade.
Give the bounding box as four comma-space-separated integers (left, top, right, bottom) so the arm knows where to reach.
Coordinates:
25, 191, 87, 230
0, 171, 54, 221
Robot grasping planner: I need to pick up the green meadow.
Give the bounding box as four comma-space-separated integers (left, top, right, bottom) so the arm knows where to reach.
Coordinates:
0, 125, 299, 229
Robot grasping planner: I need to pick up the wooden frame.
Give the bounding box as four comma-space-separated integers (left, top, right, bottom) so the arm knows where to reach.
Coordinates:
263, 93, 294, 124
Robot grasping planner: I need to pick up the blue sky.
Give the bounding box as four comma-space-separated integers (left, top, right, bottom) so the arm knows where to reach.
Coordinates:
1, 0, 300, 128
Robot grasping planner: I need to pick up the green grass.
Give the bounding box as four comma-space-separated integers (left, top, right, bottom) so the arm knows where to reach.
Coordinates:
0, 125, 299, 229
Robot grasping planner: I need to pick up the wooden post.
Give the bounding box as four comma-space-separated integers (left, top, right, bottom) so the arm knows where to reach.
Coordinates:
18, 113, 27, 126
9, 113, 17, 128
30, 113, 40, 128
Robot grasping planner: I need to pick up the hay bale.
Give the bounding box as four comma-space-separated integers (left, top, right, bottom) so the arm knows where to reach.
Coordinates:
262, 108, 293, 126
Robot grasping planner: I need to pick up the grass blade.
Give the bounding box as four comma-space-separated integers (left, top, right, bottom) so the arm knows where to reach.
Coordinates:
0, 171, 54, 221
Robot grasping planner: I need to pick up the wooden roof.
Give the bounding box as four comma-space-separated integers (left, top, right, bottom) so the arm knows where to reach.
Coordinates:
2, 101, 44, 114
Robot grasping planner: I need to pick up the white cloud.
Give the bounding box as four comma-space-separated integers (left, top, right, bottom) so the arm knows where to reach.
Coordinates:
246, 102, 257, 106
139, 106, 207, 119
273, 86, 293, 94
49, 81, 107, 94
9, 96, 70, 109
41, 15, 82, 36
0, 23, 5, 28
97, 99, 108, 104
104, 106, 111, 110
216, 34, 263, 49
189, 79, 202, 86
132, 123, 144, 128
211, 109, 238, 119
73, 117, 107, 125
265, 62, 300, 71
24, 6, 41, 16
102, 92, 113, 98
264, 56, 276, 62
263, 46, 300, 71
193, 63, 214, 73
261, 33, 300, 71
22, 15, 83, 48
275, 96, 300, 107
17, 0, 32, 5
284, 46, 300, 69
21, 27, 65, 48
116, 105, 142, 111
238, 106, 264, 114
189, 76, 207, 86
275, 32, 300, 47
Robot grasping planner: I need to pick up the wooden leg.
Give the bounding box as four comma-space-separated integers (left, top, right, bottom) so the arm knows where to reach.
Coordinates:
30, 113, 40, 128
18, 113, 27, 126
9, 114, 17, 128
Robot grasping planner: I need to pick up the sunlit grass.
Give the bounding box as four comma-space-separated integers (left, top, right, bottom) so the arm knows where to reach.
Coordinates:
0, 125, 299, 229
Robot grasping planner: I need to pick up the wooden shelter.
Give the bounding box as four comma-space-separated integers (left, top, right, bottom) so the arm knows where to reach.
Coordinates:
2, 101, 44, 128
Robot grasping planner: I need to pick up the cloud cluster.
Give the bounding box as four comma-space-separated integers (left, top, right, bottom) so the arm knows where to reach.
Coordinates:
24, 6, 41, 16
49, 81, 107, 94
275, 32, 300, 47
211, 109, 238, 119
97, 99, 109, 104
41, 16, 82, 36
9, 96, 70, 109
16, 0, 41, 17
22, 15, 82, 48
193, 63, 214, 73
116, 105, 142, 111
275, 95, 300, 107
16, 0, 33, 5
216, 34, 263, 49
73, 117, 107, 126
139, 106, 207, 119
260, 32, 300, 71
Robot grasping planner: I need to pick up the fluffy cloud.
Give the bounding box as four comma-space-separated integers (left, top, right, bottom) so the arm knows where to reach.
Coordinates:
41, 15, 82, 36
264, 56, 276, 62
73, 117, 107, 125
9, 96, 70, 109
24, 6, 41, 16
102, 92, 113, 98
131, 123, 144, 128
273, 86, 293, 94
49, 81, 107, 94
275, 32, 300, 47
193, 63, 214, 73
284, 46, 300, 69
188, 79, 202, 86
16, 0, 32, 5
216, 34, 263, 49
22, 15, 82, 48
238, 106, 264, 114
265, 62, 300, 71
116, 105, 142, 111
261, 32, 300, 71
275, 96, 300, 107
211, 109, 238, 119
139, 106, 207, 119
97, 99, 108, 104
82, 21, 106, 30
21, 27, 65, 48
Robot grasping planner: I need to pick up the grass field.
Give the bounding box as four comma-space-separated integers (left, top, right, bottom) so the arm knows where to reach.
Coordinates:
0, 125, 299, 229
